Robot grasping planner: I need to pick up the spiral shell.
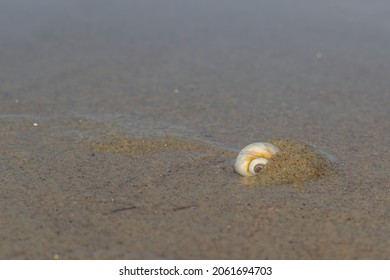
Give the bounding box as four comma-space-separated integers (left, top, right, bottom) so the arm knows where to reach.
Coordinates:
233, 142, 280, 176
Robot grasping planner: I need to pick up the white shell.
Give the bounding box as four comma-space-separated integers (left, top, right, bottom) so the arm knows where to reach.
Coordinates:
233, 142, 280, 176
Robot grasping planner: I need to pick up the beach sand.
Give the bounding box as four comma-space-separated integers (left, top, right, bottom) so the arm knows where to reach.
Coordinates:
1, 0, 389, 259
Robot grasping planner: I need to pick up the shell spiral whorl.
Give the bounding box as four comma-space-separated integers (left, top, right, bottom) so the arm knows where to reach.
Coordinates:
233, 142, 280, 176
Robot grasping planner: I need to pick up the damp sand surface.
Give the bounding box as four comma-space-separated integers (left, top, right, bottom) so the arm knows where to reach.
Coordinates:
1, 0, 390, 259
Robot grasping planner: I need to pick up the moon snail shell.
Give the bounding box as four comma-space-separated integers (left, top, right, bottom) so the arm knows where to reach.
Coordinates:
233, 142, 280, 177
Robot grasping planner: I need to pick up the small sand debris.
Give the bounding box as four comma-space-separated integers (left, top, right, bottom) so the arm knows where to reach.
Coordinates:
111, 206, 137, 213
241, 139, 336, 186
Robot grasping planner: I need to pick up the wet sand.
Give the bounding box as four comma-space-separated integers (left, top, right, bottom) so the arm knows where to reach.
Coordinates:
1, 0, 390, 259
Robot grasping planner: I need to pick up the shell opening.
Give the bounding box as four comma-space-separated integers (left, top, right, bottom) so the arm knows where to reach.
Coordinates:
249, 158, 268, 175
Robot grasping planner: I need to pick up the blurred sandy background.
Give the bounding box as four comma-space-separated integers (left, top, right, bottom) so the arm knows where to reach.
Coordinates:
0, 0, 389, 259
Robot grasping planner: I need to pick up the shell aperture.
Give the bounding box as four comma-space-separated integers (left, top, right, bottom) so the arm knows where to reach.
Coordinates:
233, 142, 280, 176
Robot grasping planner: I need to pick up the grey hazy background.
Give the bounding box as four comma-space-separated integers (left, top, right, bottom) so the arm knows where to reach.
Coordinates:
1, 0, 389, 117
